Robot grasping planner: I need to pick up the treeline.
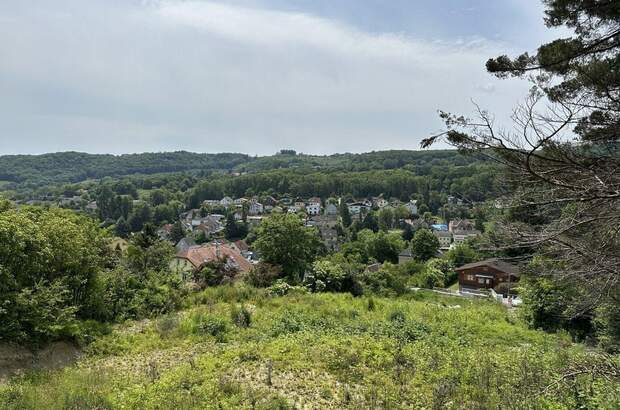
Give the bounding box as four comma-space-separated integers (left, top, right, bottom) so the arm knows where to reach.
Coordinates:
0, 149, 487, 191
235, 149, 480, 173
0, 151, 250, 188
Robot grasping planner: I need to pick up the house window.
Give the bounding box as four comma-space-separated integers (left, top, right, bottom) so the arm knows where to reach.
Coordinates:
466, 274, 474, 281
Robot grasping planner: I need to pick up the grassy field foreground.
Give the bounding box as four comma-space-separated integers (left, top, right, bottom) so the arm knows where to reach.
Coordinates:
0, 287, 618, 409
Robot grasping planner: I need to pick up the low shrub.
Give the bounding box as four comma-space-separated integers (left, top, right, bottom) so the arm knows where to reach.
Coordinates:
231, 305, 252, 328
188, 311, 228, 342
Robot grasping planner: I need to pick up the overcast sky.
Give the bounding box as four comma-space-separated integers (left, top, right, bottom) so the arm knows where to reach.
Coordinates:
0, 0, 561, 155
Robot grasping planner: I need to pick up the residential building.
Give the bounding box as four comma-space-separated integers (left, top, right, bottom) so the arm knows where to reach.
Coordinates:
248, 200, 264, 215
456, 259, 519, 291
372, 196, 389, 208
202, 199, 220, 207
405, 200, 418, 215
306, 202, 321, 215
175, 237, 197, 252
433, 230, 452, 250
325, 203, 338, 216
262, 196, 278, 207
398, 249, 414, 265
307, 197, 322, 206
247, 216, 263, 227
453, 229, 481, 245
309, 215, 339, 250
170, 242, 252, 278
220, 197, 233, 207
347, 202, 368, 215
449, 219, 476, 233
157, 224, 174, 240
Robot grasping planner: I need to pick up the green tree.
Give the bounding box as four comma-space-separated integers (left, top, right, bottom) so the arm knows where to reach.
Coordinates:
170, 220, 185, 244
0, 208, 108, 343
362, 211, 379, 232
401, 223, 414, 242
445, 243, 479, 267
357, 229, 405, 264
115, 216, 130, 238
410, 229, 439, 261
339, 200, 352, 228
253, 214, 323, 282
377, 208, 394, 231
422, 0, 620, 346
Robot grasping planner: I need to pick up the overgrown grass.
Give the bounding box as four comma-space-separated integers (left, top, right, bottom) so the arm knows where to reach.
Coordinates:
1, 286, 618, 409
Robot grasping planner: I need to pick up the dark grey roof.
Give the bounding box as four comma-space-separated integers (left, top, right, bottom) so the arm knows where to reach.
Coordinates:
454, 258, 520, 276
175, 238, 197, 251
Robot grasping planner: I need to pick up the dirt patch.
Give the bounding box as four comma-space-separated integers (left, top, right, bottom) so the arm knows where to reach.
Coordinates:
0, 341, 82, 383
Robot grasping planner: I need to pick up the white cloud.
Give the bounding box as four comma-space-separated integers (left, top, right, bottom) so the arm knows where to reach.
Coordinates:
0, 0, 532, 155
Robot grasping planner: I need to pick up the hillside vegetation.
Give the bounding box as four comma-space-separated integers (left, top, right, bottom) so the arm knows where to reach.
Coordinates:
1, 287, 617, 409
0, 150, 484, 190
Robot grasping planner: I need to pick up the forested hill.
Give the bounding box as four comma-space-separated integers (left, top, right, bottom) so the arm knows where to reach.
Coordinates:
0, 151, 251, 187
0, 149, 484, 188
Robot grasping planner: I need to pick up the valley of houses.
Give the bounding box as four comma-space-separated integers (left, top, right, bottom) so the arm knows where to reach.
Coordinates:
162, 195, 500, 289
27, 191, 519, 300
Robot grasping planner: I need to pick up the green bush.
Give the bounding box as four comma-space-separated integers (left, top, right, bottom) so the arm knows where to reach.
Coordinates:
189, 311, 228, 341
231, 305, 252, 328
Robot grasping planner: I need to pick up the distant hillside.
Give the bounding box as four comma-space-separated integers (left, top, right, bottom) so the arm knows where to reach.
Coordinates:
0, 151, 250, 188
0, 149, 481, 189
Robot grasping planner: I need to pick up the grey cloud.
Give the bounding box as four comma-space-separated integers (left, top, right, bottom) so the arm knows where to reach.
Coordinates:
0, 0, 533, 155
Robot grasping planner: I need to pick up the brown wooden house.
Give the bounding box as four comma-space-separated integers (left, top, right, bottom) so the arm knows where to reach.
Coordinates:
455, 259, 519, 291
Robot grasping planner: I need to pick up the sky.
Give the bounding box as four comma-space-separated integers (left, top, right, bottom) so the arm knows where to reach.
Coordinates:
0, 0, 563, 155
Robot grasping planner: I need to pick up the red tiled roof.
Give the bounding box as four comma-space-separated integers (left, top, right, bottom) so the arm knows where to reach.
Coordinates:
176, 243, 252, 273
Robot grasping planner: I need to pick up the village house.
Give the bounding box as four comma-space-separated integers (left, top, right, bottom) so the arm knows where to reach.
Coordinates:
234, 198, 247, 206
372, 196, 389, 208
263, 196, 278, 207
449, 219, 476, 232
309, 215, 339, 250
325, 203, 338, 216
347, 202, 368, 215
194, 217, 224, 237
287, 205, 300, 214
455, 259, 519, 292
247, 216, 263, 227
307, 197, 321, 206
175, 237, 197, 252
294, 200, 306, 209
170, 242, 252, 279
306, 202, 321, 216
405, 200, 418, 215
452, 229, 481, 246
202, 199, 220, 207
398, 249, 414, 264
248, 200, 264, 215
433, 230, 452, 250
157, 224, 174, 240
220, 196, 233, 208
